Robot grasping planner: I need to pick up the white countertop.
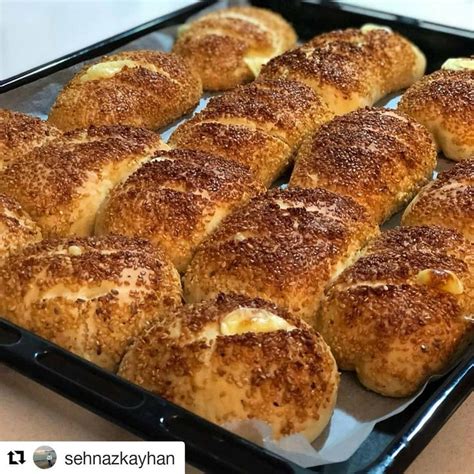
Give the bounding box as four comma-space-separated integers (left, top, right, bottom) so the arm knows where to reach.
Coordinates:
1, 0, 472, 82
0, 0, 199, 80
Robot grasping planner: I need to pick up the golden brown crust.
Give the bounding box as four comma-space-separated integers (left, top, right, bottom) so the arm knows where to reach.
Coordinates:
0, 125, 167, 237
95, 148, 265, 272
0, 235, 182, 371
259, 28, 426, 114
183, 187, 379, 326
318, 226, 473, 397
119, 293, 338, 441
169, 121, 291, 187
173, 6, 297, 91
290, 107, 437, 223
48, 50, 202, 131
169, 79, 333, 186
0, 193, 42, 258
402, 160, 474, 240
0, 109, 62, 170
398, 69, 474, 161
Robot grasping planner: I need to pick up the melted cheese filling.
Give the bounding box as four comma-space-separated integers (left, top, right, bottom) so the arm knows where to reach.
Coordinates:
416, 268, 464, 295
244, 55, 272, 77
80, 60, 140, 82
442, 58, 474, 71
220, 308, 295, 335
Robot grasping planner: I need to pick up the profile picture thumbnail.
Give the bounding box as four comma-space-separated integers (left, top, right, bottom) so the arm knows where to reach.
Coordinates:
33, 446, 57, 469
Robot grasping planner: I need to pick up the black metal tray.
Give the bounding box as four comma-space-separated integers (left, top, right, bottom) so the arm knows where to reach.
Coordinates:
1, 1, 473, 472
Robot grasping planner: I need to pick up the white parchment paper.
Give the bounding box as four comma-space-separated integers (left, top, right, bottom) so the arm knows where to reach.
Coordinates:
0, 4, 464, 467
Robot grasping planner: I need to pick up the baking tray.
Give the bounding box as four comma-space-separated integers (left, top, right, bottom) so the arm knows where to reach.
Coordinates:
0, 1, 473, 472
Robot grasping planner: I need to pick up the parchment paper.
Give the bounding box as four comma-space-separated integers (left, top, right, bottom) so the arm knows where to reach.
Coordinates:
0, 3, 464, 468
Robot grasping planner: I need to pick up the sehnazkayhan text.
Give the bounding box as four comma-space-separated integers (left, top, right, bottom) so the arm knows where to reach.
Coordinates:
65, 451, 175, 469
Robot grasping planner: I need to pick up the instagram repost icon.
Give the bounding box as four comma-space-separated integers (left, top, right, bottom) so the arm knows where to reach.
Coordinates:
33, 446, 57, 469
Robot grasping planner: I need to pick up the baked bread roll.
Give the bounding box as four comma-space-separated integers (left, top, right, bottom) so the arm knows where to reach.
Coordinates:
184, 188, 379, 326
169, 79, 333, 186
173, 6, 297, 91
402, 160, 474, 240
119, 293, 339, 441
0, 193, 42, 258
95, 149, 264, 272
318, 226, 473, 397
0, 109, 61, 170
259, 26, 426, 115
398, 58, 474, 161
48, 50, 202, 131
0, 125, 167, 237
0, 236, 182, 371
290, 108, 437, 223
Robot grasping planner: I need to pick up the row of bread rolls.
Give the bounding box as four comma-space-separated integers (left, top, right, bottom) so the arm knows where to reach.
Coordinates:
47, 6, 298, 131
0, 111, 267, 270
43, 5, 472, 165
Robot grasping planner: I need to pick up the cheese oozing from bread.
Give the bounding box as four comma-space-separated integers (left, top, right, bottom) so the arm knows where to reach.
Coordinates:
416, 268, 464, 295
220, 307, 295, 335
80, 60, 156, 82
441, 57, 474, 71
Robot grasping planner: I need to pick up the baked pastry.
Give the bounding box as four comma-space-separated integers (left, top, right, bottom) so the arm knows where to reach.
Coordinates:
184, 188, 379, 326
173, 6, 297, 91
95, 148, 264, 272
402, 160, 474, 240
398, 58, 474, 161
0, 236, 182, 371
259, 25, 426, 115
0, 193, 42, 258
119, 293, 339, 441
169, 79, 333, 186
0, 109, 61, 170
48, 50, 202, 131
290, 108, 437, 223
318, 226, 473, 397
0, 125, 167, 237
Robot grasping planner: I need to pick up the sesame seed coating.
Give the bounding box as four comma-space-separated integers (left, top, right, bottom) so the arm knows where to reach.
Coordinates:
0, 109, 62, 170
290, 107, 437, 223
259, 28, 426, 115
318, 226, 473, 397
183, 187, 379, 326
118, 293, 338, 441
96, 148, 265, 272
169, 79, 333, 186
398, 69, 474, 161
0, 193, 42, 258
48, 50, 202, 131
173, 6, 297, 91
0, 235, 182, 371
0, 125, 167, 237
170, 121, 291, 187
402, 159, 474, 240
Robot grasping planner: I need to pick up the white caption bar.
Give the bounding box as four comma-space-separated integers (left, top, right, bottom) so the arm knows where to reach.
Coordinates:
0, 442, 184, 473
